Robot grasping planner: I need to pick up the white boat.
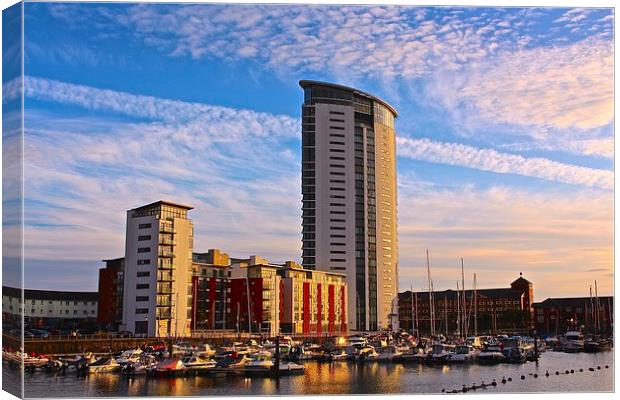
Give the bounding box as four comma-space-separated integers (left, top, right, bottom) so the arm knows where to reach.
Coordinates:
465, 336, 484, 349
244, 352, 274, 375
400, 346, 429, 363
477, 343, 505, 364
562, 331, 585, 353
88, 357, 120, 373
151, 359, 187, 377
121, 355, 157, 376
182, 354, 217, 371
195, 344, 217, 358
278, 361, 305, 375
330, 349, 349, 361
116, 348, 143, 365
376, 345, 403, 362
447, 345, 477, 363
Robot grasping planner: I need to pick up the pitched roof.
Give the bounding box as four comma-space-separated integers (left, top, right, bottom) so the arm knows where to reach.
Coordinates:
511, 276, 531, 285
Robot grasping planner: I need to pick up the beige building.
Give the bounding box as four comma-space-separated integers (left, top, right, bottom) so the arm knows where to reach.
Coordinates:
300, 80, 399, 331
121, 201, 194, 337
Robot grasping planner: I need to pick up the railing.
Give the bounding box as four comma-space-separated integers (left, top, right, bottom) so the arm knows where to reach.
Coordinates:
158, 250, 175, 258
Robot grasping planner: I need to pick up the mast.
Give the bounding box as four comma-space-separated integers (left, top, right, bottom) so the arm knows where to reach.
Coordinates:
595, 280, 599, 336
414, 292, 419, 337
474, 273, 477, 336
607, 297, 612, 334
456, 281, 461, 338
410, 285, 415, 335
426, 250, 434, 337
461, 258, 466, 338
444, 293, 448, 336
590, 285, 594, 334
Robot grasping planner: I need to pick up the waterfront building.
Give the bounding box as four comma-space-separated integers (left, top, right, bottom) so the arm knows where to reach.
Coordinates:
97, 257, 124, 331
2, 286, 97, 322
191, 249, 231, 331
398, 275, 534, 334
533, 296, 613, 335
279, 261, 347, 335
120, 201, 194, 337
299, 80, 399, 332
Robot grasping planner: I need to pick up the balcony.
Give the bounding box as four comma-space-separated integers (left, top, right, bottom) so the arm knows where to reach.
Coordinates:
157, 273, 173, 282
159, 224, 176, 234
156, 311, 172, 319
157, 286, 173, 295
159, 237, 176, 246
158, 250, 175, 258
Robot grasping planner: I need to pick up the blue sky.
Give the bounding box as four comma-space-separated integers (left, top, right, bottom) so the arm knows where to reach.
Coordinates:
6, 3, 613, 299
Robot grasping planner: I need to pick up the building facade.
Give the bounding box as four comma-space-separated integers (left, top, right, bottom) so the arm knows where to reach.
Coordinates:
533, 296, 613, 335
3, 286, 98, 321
398, 276, 533, 335
97, 257, 124, 330
192, 249, 231, 331
121, 201, 194, 337
300, 80, 399, 332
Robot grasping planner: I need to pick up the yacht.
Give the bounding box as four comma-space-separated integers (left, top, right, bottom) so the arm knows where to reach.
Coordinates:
376, 345, 403, 362
477, 342, 505, 364
182, 354, 217, 373
562, 331, 585, 353
115, 348, 143, 365
428, 344, 452, 363
151, 359, 187, 377
400, 346, 429, 363
447, 345, 477, 363
243, 352, 274, 375
121, 355, 157, 376
88, 357, 120, 373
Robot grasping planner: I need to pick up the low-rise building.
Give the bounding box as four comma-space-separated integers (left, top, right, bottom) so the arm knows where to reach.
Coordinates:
398, 275, 533, 335
97, 257, 124, 331
533, 296, 613, 335
3, 286, 98, 322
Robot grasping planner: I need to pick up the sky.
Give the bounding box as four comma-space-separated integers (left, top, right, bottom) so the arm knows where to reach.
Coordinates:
3, 3, 614, 300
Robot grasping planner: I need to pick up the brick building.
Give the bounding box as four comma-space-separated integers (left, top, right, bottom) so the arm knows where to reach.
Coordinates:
97, 257, 124, 330
533, 296, 613, 336
398, 275, 533, 335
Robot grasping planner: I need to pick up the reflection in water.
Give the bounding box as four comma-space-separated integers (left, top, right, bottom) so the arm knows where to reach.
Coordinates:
14, 351, 614, 397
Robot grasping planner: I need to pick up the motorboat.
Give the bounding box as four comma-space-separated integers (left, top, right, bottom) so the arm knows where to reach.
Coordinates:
278, 361, 305, 375
447, 345, 477, 363
151, 359, 187, 377
562, 331, 585, 353
243, 352, 274, 375
465, 337, 484, 349
194, 344, 217, 358
584, 336, 612, 352
376, 345, 403, 362
400, 346, 429, 363
477, 343, 505, 364
121, 355, 157, 376
501, 337, 528, 363
182, 354, 217, 373
88, 357, 120, 373
329, 348, 349, 361
116, 348, 143, 365
357, 346, 379, 362
428, 344, 453, 363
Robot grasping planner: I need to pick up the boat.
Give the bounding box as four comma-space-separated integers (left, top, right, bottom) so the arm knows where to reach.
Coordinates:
329, 348, 349, 361
88, 357, 120, 373
562, 331, 585, 353
584, 337, 612, 352
447, 345, 477, 363
501, 337, 527, 363
278, 361, 305, 375
477, 343, 505, 364
400, 346, 429, 363
151, 359, 187, 377
428, 344, 452, 363
116, 348, 143, 365
376, 345, 403, 362
243, 352, 274, 375
357, 346, 379, 362
121, 355, 157, 376
465, 337, 484, 349
182, 354, 217, 373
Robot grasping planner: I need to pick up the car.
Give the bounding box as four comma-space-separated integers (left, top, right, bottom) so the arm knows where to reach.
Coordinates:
29, 329, 50, 338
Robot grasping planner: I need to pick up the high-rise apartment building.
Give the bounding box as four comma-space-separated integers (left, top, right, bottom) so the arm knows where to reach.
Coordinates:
121, 201, 194, 337
299, 80, 399, 332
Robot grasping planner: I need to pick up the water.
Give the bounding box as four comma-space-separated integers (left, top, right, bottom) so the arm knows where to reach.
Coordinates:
6, 351, 613, 397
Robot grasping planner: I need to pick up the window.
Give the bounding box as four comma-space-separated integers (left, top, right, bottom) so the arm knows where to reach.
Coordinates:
138, 247, 150, 253
138, 223, 152, 229
136, 284, 150, 289
138, 259, 150, 265
330, 111, 344, 115
137, 271, 150, 277
138, 235, 151, 241
136, 296, 149, 302
73, 310, 78, 314
331, 259, 346, 262
136, 308, 149, 314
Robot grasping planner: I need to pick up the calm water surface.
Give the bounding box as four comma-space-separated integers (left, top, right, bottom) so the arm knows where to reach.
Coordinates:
7, 351, 613, 397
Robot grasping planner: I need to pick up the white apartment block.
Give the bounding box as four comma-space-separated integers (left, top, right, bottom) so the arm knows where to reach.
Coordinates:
121, 201, 194, 337
2, 286, 98, 319
300, 81, 399, 332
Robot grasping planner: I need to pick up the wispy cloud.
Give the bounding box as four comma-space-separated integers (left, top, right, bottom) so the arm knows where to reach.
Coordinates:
397, 137, 613, 190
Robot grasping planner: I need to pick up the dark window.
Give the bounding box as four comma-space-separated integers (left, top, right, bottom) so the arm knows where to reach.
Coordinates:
330, 126, 345, 130
330, 119, 345, 123
330, 164, 345, 168
136, 284, 149, 289
136, 296, 149, 302
137, 271, 150, 277
331, 259, 346, 262
331, 250, 346, 254
138, 235, 151, 241
330, 149, 345, 153
136, 308, 149, 314
138, 259, 151, 265
135, 321, 148, 334
138, 223, 152, 229
330, 111, 344, 115
137, 247, 150, 253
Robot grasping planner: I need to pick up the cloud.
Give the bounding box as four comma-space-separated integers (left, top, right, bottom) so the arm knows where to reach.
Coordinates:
499, 137, 614, 159
397, 136, 613, 190
397, 178, 613, 298
426, 36, 613, 132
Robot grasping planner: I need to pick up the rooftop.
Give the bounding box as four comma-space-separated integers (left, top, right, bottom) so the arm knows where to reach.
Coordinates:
129, 200, 194, 212
3, 286, 98, 302
299, 80, 398, 117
